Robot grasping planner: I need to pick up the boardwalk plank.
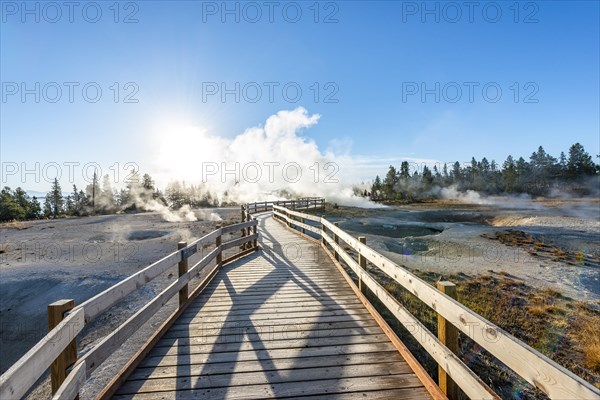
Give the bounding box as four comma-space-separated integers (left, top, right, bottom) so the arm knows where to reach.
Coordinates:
114, 375, 425, 399
173, 309, 372, 325
155, 325, 384, 346
148, 334, 392, 357
187, 297, 362, 310
115, 213, 433, 399
116, 363, 413, 394
161, 320, 383, 341
138, 343, 400, 368
176, 303, 367, 319
126, 352, 406, 381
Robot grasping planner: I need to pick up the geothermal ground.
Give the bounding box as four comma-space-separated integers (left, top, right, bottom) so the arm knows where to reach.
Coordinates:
319, 198, 600, 304
0, 199, 598, 398
0, 208, 240, 398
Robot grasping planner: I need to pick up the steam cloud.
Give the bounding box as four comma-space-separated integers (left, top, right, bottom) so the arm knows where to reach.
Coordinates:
127, 186, 222, 222
437, 185, 541, 209
153, 107, 378, 208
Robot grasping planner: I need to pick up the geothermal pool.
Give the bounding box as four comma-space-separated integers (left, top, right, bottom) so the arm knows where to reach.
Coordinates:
318, 199, 600, 301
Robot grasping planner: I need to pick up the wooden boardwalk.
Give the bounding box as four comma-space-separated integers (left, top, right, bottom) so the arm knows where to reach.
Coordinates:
4, 199, 598, 400
113, 214, 433, 399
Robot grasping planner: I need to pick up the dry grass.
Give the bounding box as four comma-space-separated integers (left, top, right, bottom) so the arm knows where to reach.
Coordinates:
0, 221, 32, 230
362, 267, 600, 398
483, 229, 600, 267
573, 314, 600, 372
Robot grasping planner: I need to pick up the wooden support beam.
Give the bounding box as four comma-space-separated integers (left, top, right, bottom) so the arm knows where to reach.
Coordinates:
177, 242, 189, 307
253, 223, 258, 249
241, 205, 246, 223
48, 300, 78, 395
358, 237, 367, 294
216, 235, 222, 267
333, 222, 340, 262
437, 281, 459, 400
301, 217, 305, 234
241, 205, 246, 242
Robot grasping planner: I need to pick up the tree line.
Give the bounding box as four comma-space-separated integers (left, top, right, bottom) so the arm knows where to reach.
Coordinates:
0, 171, 220, 222
369, 143, 599, 202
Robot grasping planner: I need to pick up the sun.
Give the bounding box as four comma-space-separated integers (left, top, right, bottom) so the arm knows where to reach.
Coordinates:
150, 120, 224, 186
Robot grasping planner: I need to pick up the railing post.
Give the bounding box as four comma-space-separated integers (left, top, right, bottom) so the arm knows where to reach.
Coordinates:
242, 205, 250, 249
241, 205, 246, 236
301, 217, 305, 234
321, 220, 326, 246
253, 221, 258, 249
216, 233, 222, 267
333, 222, 340, 262
357, 237, 367, 294
48, 299, 78, 395
177, 242, 189, 306
437, 281, 459, 400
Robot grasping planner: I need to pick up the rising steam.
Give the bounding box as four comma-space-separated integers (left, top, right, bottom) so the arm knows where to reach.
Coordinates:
126, 185, 222, 222
152, 107, 378, 207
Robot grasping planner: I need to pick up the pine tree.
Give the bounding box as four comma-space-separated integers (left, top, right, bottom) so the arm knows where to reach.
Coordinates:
399, 162, 410, 180
557, 152, 567, 178
78, 190, 89, 214
49, 178, 64, 217
142, 173, 155, 191
502, 155, 516, 192
13, 187, 28, 209
43, 196, 52, 218
65, 195, 75, 215
71, 185, 81, 216
371, 176, 382, 197
28, 196, 41, 219
422, 166, 434, 188
0, 187, 25, 221
452, 162, 461, 180
567, 143, 596, 177
382, 165, 398, 199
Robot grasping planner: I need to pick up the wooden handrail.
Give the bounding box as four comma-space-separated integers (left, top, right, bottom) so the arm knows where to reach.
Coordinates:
0, 308, 85, 400
322, 230, 498, 400
0, 217, 259, 400
244, 198, 325, 214
272, 205, 600, 400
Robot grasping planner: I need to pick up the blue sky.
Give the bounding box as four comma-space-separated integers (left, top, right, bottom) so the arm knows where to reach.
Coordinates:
1, 0, 599, 192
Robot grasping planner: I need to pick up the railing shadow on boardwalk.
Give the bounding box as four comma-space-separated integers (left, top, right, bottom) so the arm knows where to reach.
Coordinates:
123, 213, 370, 398
10, 198, 598, 400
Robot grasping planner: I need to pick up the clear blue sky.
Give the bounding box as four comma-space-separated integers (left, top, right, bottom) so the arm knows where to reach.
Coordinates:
1, 0, 599, 191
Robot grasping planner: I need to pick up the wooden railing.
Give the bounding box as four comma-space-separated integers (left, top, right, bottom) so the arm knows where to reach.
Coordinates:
272, 205, 600, 400
0, 218, 258, 400
244, 197, 325, 214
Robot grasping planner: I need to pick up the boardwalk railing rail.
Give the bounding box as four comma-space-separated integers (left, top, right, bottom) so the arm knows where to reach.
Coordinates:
244, 197, 324, 214
0, 217, 259, 400
271, 204, 600, 400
